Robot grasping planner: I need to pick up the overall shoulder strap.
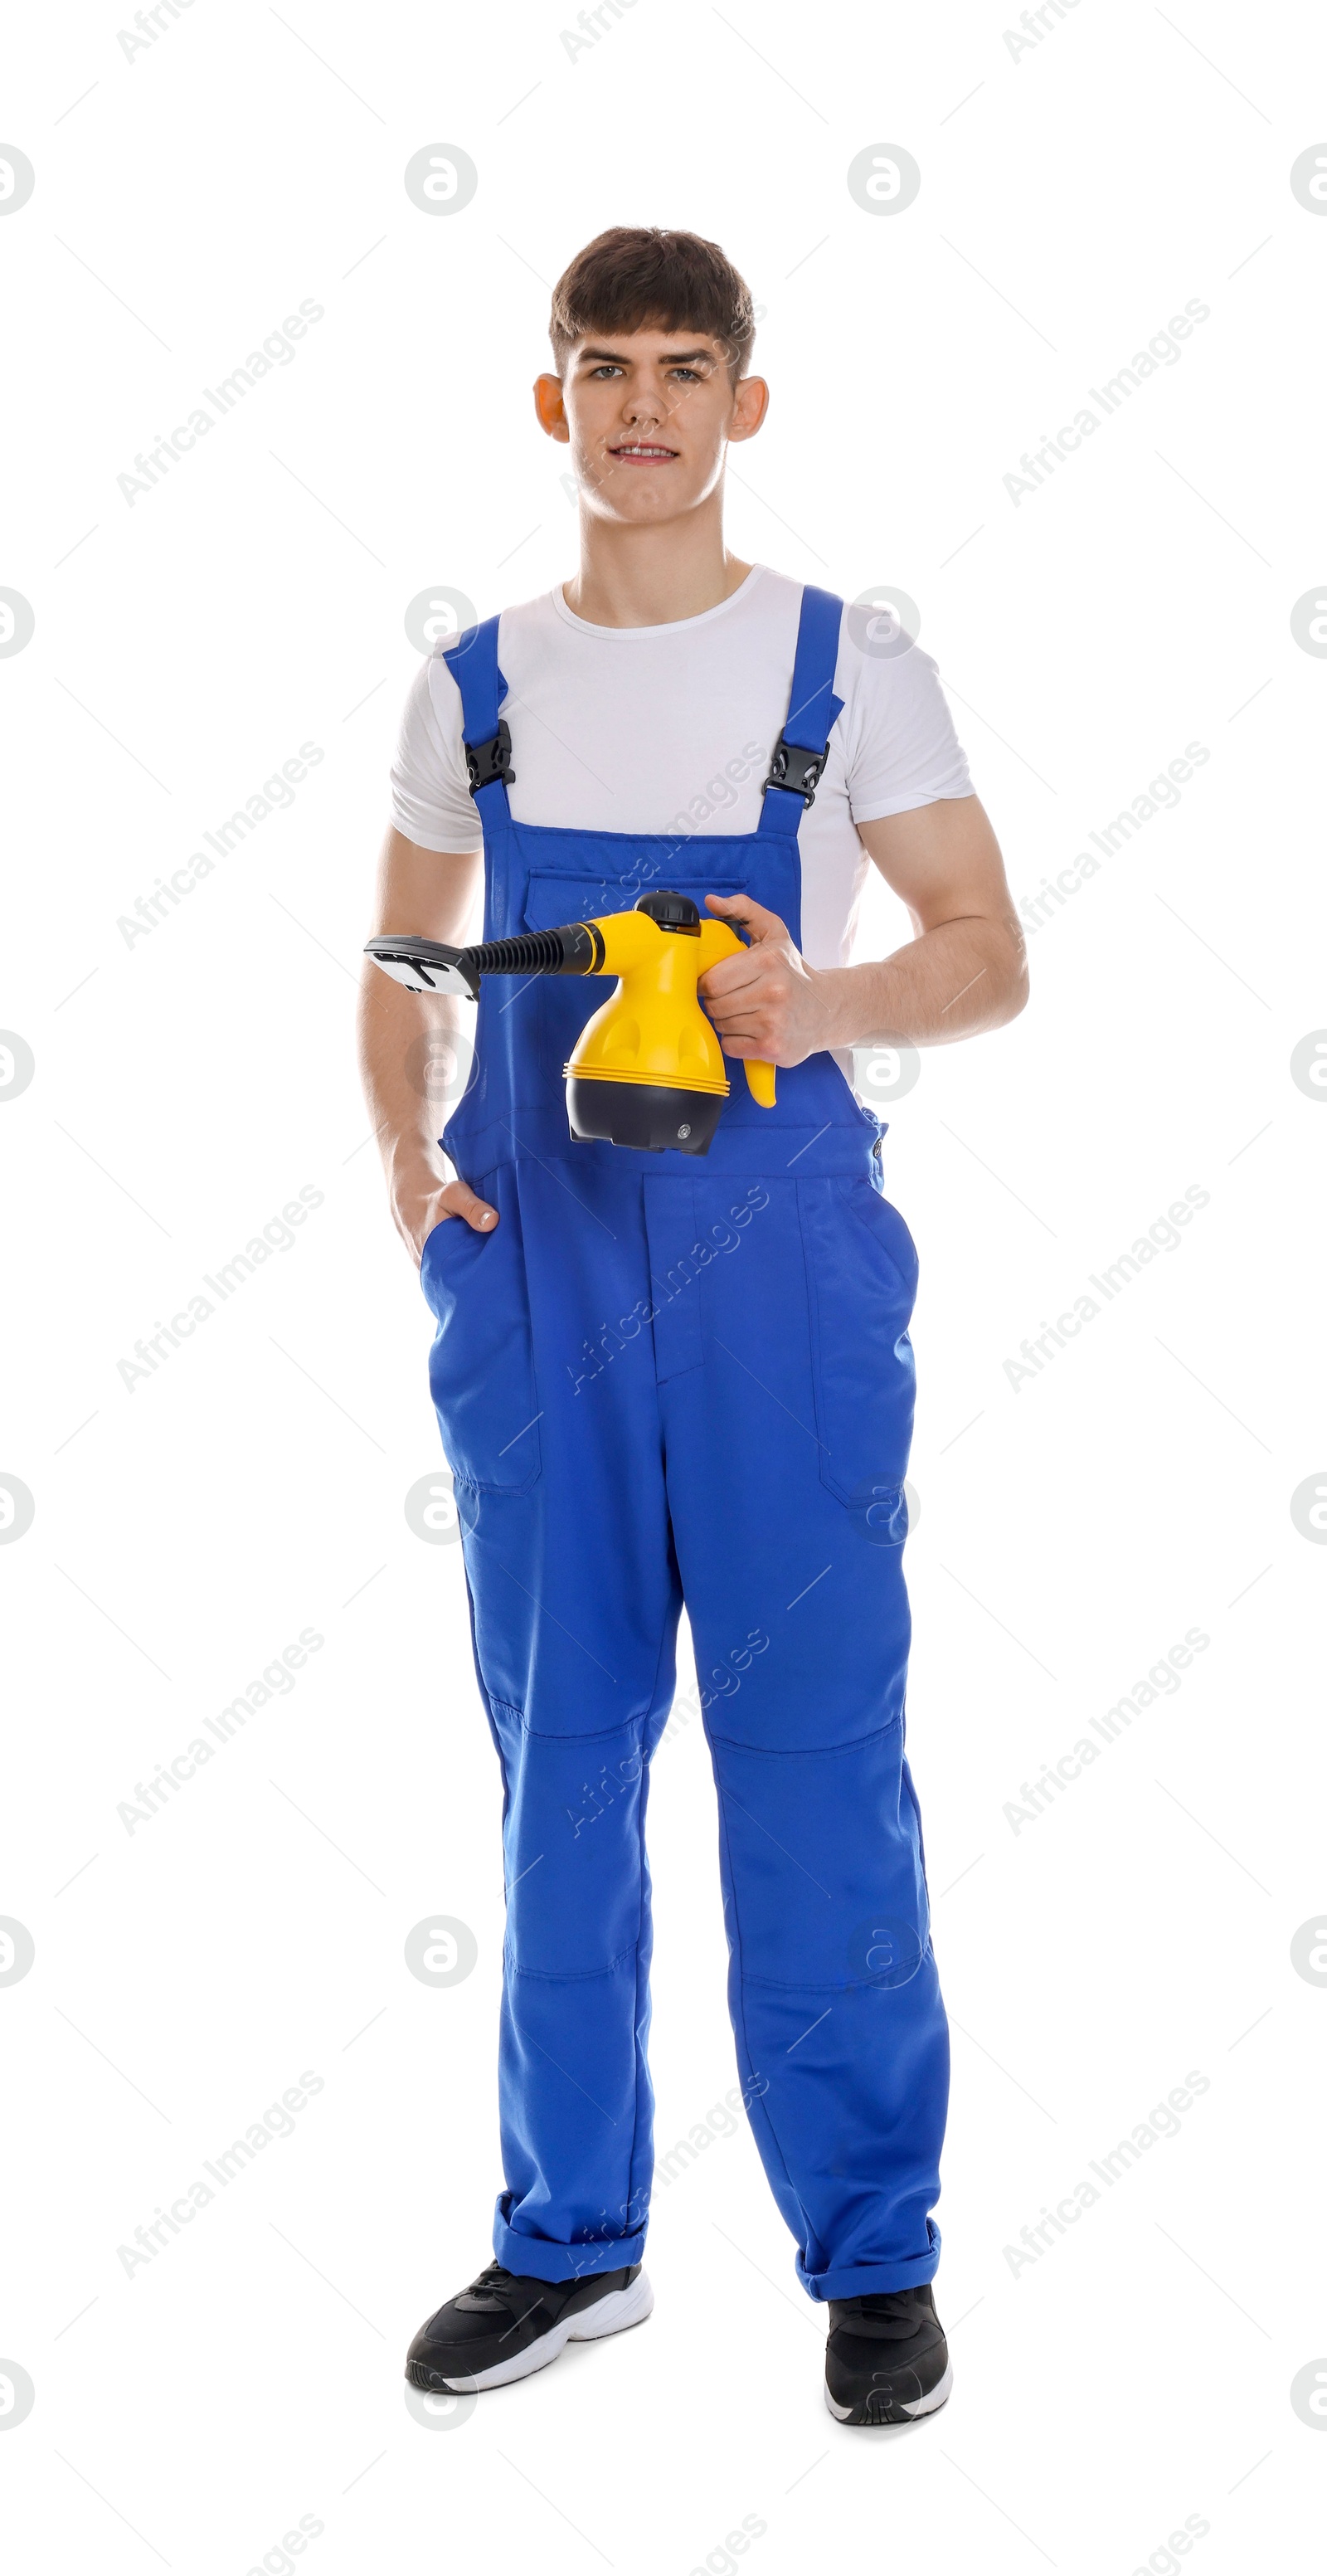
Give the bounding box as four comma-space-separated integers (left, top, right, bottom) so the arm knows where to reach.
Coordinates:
440, 615, 513, 813
758, 584, 846, 838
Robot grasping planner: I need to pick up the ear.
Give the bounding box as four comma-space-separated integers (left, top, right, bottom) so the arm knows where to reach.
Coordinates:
534, 373, 570, 444
726, 374, 770, 445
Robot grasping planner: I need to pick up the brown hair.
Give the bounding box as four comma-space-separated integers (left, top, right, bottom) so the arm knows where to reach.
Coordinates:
548, 226, 756, 384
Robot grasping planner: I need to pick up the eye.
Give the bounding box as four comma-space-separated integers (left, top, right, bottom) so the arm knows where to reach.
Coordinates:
589, 363, 623, 378
670, 366, 702, 381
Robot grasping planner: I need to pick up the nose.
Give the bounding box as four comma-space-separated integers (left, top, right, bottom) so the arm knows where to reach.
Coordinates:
620, 378, 665, 429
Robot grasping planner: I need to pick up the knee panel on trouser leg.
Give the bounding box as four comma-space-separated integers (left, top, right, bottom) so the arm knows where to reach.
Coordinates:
707, 1719, 929, 1999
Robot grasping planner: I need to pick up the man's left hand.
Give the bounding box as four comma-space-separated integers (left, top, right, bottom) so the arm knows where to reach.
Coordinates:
698, 892, 834, 1068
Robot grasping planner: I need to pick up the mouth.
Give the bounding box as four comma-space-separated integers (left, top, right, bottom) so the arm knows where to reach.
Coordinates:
606, 441, 679, 465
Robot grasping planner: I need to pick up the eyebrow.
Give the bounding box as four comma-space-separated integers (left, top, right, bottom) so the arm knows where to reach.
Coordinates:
574, 345, 717, 367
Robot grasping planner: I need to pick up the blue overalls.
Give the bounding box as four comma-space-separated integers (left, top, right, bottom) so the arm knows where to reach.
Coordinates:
422, 585, 950, 2301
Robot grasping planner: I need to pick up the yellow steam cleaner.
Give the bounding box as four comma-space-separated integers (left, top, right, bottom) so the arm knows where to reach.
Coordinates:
366, 888, 776, 1157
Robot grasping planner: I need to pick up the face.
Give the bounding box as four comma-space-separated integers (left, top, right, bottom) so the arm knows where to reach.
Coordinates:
535, 328, 768, 524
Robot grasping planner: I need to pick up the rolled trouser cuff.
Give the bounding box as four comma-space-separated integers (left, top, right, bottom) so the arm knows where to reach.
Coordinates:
798, 2223, 941, 2304
493, 2193, 648, 2285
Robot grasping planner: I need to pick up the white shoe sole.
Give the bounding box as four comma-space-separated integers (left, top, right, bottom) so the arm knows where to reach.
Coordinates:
436, 2269, 654, 2393
825, 2358, 953, 2423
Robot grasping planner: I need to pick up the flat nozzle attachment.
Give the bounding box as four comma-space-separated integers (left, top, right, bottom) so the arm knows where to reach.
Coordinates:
365, 920, 604, 1001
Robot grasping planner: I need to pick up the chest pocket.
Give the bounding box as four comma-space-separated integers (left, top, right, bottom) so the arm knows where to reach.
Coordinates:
521, 869, 750, 1094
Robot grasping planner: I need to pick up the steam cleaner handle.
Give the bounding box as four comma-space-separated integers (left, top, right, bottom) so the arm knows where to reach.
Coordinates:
702, 918, 775, 1108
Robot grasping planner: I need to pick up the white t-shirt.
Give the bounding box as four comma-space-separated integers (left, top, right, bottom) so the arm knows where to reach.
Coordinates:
390, 562, 972, 995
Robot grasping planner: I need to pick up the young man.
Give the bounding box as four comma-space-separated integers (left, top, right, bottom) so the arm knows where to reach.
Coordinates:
360, 227, 1027, 2426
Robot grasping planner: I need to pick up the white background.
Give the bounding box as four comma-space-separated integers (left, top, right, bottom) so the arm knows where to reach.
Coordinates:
2, 1, 1325, 2569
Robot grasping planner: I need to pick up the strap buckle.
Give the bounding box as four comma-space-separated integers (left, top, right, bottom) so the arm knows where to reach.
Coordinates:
761, 736, 825, 807
464, 719, 515, 796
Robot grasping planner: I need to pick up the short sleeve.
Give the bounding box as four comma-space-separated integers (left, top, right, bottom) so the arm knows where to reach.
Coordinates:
388, 657, 484, 853
843, 640, 974, 825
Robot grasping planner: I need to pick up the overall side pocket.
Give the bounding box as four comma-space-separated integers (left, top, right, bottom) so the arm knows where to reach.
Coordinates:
796, 1175, 917, 1520
420, 1166, 542, 1495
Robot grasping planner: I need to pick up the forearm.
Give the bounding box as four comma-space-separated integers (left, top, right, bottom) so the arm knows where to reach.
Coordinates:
811, 913, 1028, 1052
357, 968, 460, 1185
358, 829, 493, 1251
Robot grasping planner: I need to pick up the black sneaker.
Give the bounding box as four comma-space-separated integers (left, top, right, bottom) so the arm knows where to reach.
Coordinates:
824, 2282, 951, 2426
405, 2260, 653, 2394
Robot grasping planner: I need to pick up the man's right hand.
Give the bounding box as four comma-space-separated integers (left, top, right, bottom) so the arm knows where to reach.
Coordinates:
392, 1163, 498, 1265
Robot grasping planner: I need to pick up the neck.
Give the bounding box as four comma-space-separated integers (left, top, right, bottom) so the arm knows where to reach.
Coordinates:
563, 487, 751, 629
